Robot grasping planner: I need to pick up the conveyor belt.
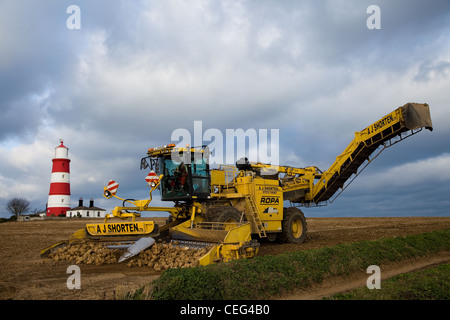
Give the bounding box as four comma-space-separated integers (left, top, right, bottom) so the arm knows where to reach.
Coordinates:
291, 103, 432, 206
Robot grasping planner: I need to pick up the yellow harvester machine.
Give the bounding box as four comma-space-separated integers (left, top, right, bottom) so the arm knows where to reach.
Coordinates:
42, 103, 432, 266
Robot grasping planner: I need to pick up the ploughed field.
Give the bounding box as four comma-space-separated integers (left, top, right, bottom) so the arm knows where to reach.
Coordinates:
1, 216, 449, 300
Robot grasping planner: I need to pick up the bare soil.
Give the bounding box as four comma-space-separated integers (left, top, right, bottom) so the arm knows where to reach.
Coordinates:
1, 216, 449, 300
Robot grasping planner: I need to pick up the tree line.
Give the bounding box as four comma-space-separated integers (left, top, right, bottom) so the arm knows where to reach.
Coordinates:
3, 197, 43, 221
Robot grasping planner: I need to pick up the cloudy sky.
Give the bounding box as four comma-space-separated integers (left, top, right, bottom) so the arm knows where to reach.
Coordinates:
1, 0, 449, 218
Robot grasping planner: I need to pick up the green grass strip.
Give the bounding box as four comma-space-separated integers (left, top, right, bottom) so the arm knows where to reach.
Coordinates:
329, 263, 450, 300
127, 228, 450, 300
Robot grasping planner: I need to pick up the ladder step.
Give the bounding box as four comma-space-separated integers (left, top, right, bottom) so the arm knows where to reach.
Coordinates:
245, 196, 266, 238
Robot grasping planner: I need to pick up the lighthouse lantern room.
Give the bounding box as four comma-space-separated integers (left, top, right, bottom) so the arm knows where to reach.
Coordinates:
47, 140, 71, 217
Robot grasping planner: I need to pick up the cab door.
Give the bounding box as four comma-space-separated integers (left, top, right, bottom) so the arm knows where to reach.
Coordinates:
188, 153, 211, 199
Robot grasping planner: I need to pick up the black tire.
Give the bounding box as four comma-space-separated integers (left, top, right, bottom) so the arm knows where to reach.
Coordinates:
265, 233, 278, 242
207, 206, 244, 223
279, 207, 307, 244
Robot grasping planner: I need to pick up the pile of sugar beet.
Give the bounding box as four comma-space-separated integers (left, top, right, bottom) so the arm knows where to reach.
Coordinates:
48, 240, 210, 271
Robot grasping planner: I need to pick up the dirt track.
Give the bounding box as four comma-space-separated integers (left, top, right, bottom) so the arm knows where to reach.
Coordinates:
1, 216, 449, 300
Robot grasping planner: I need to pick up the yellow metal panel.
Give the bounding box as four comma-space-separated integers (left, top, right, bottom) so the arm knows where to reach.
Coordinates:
211, 169, 226, 185
221, 193, 244, 198
198, 246, 221, 266
85, 221, 155, 236
364, 108, 402, 139
262, 220, 282, 233
223, 222, 252, 243
254, 180, 283, 224
173, 217, 254, 265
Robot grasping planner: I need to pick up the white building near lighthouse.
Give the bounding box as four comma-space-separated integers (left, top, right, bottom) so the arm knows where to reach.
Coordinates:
66, 198, 106, 218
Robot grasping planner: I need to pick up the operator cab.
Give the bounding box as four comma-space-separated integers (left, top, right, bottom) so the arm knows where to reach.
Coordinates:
142, 145, 211, 201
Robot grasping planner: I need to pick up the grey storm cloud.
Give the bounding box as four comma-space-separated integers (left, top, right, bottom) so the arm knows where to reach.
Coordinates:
0, 0, 449, 217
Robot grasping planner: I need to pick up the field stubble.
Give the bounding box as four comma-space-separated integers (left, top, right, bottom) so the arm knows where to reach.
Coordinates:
1, 216, 449, 300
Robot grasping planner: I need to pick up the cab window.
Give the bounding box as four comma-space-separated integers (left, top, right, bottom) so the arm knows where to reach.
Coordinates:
159, 157, 190, 200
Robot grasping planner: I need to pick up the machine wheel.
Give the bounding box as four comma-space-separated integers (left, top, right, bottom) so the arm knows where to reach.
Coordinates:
208, 206, 244, 224
266, 233, 278, 242
279, 207, 307, 244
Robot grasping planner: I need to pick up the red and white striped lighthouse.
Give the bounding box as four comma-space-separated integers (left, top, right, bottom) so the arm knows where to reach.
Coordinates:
46, 140, 71, 217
